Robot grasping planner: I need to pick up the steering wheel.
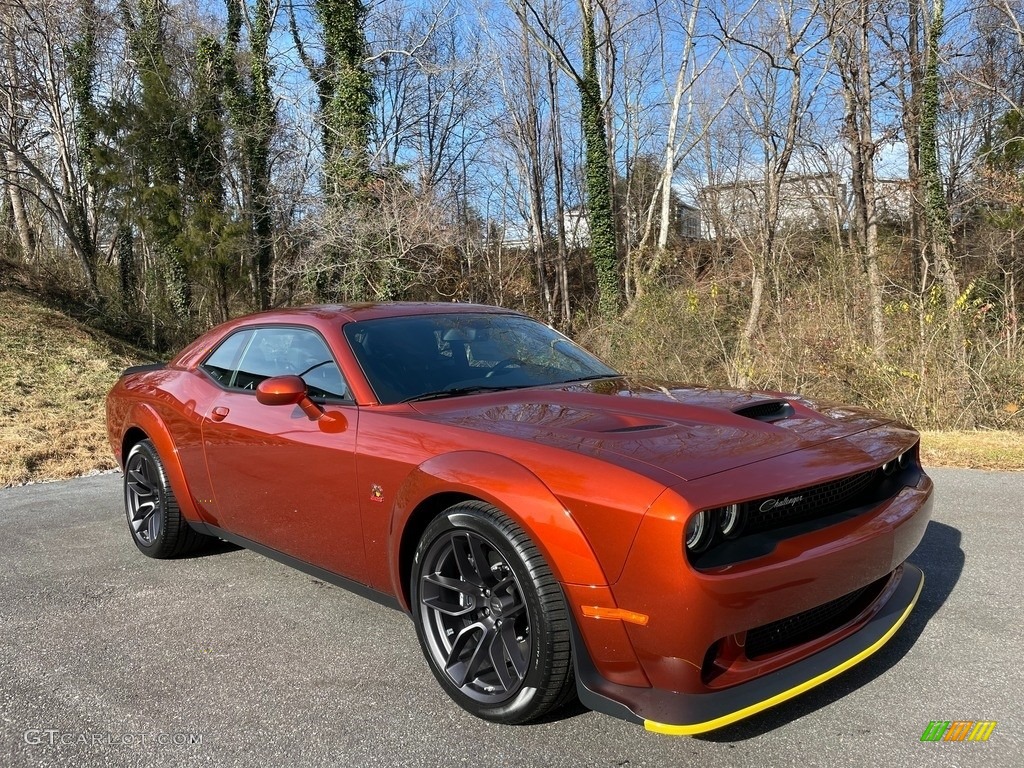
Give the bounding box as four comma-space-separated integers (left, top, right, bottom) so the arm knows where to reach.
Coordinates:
485, 358, 525, 378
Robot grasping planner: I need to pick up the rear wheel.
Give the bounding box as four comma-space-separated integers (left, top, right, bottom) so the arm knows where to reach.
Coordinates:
123, 439, 209, 558
411, 501, 574, 723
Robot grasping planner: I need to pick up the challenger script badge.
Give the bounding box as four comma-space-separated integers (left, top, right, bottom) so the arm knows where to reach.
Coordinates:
760, 495, 805, 512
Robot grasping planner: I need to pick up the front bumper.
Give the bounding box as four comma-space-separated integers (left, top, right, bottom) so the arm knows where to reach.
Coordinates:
565, 446, 933, 734
572, 562, 923, 734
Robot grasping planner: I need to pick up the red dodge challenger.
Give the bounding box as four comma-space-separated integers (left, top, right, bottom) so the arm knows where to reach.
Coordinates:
106, 303, 932, 734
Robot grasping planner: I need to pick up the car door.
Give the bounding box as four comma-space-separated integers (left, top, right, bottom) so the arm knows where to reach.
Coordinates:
199, 325, 365, 580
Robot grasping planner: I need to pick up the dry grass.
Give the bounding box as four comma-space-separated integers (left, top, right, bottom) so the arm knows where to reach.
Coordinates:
919, 430, 1024, 470
0, 289, 150, 487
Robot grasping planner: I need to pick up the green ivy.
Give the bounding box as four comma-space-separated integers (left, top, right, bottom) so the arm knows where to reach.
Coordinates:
313, 0, 375, 198
919, 0, 950, 253
580, 0, 620, 317
223, 0, 277, 309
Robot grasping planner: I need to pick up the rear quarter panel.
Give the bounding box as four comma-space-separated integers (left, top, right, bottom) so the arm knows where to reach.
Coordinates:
107, 368, 216, 525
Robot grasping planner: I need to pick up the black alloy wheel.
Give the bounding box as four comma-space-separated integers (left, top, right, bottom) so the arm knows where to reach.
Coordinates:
123, 439, 208, 558
411, 501, 574, 724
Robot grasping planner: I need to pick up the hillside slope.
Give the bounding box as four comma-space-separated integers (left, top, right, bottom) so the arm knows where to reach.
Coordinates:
0, 289, 149, 486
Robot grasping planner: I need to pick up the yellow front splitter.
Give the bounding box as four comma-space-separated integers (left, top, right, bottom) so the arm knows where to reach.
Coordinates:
646, 567, 924, 736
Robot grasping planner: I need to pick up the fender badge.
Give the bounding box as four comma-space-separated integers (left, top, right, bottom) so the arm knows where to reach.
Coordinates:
370, 484, 384, 503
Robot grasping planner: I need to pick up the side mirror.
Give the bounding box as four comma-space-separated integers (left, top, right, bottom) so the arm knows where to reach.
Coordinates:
256, 375, 307, 406
256, 375, 322, 421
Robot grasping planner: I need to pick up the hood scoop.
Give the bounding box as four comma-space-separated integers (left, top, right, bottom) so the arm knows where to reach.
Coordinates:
732, 399, 795, 423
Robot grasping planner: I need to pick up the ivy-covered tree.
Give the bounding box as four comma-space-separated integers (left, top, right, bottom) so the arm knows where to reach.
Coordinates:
120, 0, 193, 322
66, 0, 100, 300
104, 0, 239, 337
980, 108, 1024, 229
512, 0, 621, 318
918, 0, 971, 424
223, 0, 277, 309
579, 0, 619, 318
183, 36, 243, 322
290, 0, 376, 198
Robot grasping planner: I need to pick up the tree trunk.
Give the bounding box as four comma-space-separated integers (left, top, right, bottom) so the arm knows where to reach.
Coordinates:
857, 2, 884, 356
736, 267, 765, 388
919, 0, 972, 426
905, 0, 926, 291
225, 0, 276, 310
545, 49, 570, 325
834, 0, 884, 355
4, 153, 35, 259
3, 28, 35, 260
518, 10, 553, 322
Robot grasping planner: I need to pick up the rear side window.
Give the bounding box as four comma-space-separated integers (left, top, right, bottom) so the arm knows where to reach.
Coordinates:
199, 330, 252, 385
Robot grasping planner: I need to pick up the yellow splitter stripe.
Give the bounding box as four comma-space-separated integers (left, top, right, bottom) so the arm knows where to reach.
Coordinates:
645, 574, 924, 736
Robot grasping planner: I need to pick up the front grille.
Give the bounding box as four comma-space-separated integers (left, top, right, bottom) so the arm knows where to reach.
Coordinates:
745, 581, 881, 658
690, 449, 919, 569
743, 469, 880, 533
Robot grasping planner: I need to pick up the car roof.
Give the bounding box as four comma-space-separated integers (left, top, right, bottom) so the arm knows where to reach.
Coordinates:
232, 302, 520, 324
170, 302, 524, 369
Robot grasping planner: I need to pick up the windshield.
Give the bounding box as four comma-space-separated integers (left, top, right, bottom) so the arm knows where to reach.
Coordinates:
343, 313, 619, 404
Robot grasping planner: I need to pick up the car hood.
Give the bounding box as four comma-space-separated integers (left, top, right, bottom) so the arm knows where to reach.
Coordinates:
410, 377, 893, 482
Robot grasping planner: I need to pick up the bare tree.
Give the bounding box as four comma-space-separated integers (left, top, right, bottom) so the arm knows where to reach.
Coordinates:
2, 14, 36, 261
630, 0, 738, 302
826, 0, 886, 355
711, 0, 830, 386
0, 0, 102, 299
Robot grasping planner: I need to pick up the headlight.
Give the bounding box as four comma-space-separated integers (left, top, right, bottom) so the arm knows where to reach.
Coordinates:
718, 503, 743, 537
883, 450, 912, 475
685, 510, 714, 553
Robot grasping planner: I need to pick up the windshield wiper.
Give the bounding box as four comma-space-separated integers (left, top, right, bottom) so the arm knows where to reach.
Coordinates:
401, 384, 532, 404
560, 374, 621, 384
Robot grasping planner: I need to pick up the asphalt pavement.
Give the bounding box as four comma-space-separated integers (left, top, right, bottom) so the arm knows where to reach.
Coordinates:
1, 468, 1021, 767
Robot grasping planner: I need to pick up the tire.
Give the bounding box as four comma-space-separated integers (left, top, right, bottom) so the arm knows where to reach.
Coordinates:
123, 439, 209, 558
410, 501, 575, 724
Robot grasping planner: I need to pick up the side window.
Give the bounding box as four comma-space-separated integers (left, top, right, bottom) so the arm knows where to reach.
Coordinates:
199, 330, 252, 385
233, 327, 351, 401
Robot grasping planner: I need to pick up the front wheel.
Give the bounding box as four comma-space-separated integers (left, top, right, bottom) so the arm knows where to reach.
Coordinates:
410, 501, 575, 724
123, 439, 209, 558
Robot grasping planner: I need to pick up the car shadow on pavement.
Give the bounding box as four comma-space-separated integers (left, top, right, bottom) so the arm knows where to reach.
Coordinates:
691, 519, 964, 742
191, 537, 243, 557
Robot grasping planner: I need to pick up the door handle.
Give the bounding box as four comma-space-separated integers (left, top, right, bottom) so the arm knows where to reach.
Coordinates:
210, 406, 230, 422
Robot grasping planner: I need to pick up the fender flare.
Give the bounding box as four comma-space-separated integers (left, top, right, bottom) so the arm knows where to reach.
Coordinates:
389, 451, 607, 605
121, 403, 203, 523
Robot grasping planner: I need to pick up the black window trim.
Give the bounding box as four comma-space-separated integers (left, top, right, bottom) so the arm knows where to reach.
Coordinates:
197, 323, 355, 405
